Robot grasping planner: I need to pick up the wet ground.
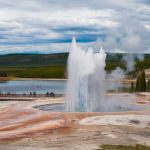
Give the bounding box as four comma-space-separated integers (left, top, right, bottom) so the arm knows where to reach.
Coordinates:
0, 94, 150, 150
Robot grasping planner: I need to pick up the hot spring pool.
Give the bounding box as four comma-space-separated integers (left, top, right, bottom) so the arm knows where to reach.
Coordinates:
34, 101, 149, 112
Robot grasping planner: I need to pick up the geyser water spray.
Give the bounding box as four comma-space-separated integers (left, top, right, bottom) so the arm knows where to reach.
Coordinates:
66, 37, 107, 112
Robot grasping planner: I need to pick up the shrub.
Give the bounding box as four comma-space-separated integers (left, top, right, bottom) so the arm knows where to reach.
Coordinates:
136, 70, 146, 92
0, 71, 8, 77
130, 81, 135, 92
147, 80, 150, 91
100, 144, 150, 150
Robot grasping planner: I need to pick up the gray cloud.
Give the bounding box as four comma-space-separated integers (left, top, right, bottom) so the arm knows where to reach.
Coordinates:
0, 0, 149, 53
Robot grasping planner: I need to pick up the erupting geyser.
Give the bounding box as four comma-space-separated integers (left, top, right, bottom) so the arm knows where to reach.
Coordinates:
35, 38, 149, 112
66, 37, 107, 112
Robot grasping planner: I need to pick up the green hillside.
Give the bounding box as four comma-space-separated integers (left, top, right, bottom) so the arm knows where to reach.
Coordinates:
0, 53, 68, 67
0, 53, 150, 78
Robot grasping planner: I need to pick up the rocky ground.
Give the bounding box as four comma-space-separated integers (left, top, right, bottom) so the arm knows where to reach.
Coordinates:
0, 94, 150, 150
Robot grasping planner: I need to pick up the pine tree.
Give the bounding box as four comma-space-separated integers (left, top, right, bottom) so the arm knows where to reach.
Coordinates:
136, 71, 146, 92
130, 81, 134, 92
147, 80, 150, 92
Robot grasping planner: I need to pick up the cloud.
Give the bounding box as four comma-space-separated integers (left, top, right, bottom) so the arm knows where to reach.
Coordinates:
0, 0, 149, 54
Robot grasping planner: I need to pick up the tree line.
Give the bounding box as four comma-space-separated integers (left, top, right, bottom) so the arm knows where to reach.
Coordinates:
131, 70, 150, 92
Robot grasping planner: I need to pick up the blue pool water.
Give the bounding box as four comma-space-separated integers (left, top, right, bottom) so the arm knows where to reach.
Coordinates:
0, 80, 66, 94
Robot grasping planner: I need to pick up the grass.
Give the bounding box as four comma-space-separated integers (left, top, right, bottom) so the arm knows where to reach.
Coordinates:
0, 53, 150, 79
0, 53, 67, 79
100, 144, 150, 150
0, 65, 66, 79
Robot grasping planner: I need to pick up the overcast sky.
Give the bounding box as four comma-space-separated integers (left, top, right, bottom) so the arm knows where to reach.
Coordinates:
0, 0, 149, 54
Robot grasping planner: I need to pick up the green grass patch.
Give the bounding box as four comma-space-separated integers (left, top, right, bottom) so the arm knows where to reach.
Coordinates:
100, 144, 150, 150
0, 53, 150, 78
0, 65, 66, 78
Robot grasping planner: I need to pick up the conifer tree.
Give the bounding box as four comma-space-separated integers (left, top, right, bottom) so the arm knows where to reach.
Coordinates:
136, 71, 146, 92
130, 81, 134, 92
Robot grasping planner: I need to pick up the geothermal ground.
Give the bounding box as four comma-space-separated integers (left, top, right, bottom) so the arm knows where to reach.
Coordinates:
0, 94, 150, 150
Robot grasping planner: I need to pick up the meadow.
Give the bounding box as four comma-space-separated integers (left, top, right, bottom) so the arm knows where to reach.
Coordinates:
0, 53, 150, 79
